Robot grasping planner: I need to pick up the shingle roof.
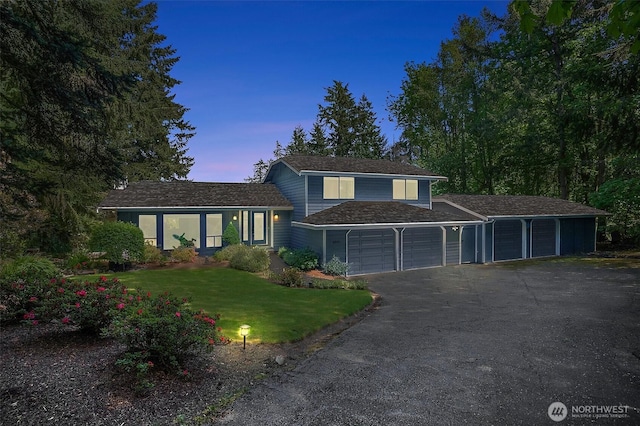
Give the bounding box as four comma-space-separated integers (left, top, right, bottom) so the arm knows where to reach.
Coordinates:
434, 194, 609, 218
277, 155, 445, 178
301, 201, 473, 226
99, 181, 293, 209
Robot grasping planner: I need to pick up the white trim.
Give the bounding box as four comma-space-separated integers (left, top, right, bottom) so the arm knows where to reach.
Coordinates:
431, 199, 488, 220
100, 205, 293, 211
322, 229, 327, 265
291, 220, 483, 230
304, 175, 309, 217
300, 170, 448, 181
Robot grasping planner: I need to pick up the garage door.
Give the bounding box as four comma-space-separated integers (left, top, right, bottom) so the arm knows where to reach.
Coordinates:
494, 220, 524, 261
402, 227, 442, 270
531, 219, 556, 257
348, 229, 396, 275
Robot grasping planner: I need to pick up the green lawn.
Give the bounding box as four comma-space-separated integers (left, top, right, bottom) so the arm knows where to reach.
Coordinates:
108, 267, 372, 344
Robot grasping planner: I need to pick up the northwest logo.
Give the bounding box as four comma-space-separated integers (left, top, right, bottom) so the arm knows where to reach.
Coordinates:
548, 402, 568, 422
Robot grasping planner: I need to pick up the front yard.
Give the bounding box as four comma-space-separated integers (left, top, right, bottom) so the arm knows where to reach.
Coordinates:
109, 266, 373, 343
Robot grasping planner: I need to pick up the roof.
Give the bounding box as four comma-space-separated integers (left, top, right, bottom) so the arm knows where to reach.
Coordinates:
99, 181, 293, 209
272, 155, 446, 179
299, 201, 474, 226
434, 194, 609, 218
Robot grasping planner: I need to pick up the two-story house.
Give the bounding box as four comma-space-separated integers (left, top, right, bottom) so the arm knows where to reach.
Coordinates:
99, 155, 608, 275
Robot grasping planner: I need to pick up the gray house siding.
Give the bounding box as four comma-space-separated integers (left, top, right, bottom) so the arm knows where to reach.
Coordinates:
272, 210, 291, 250
560, 218, 596, 255
445, 227, 460, 265
266, 163, 306, 221
326, 230, 347, 265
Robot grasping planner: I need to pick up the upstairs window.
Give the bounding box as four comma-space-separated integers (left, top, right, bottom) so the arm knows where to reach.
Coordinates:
393, 179, 418, 200
323, 176, 354, 199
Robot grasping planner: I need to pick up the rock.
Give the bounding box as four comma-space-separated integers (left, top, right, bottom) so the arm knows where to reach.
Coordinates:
275, 355, 286, 365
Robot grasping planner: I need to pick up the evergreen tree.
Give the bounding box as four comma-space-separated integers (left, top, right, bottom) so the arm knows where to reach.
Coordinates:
0, 0, 194, 254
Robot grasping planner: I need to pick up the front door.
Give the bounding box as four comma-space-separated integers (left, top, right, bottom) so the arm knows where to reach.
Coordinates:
241, 210, 267, 245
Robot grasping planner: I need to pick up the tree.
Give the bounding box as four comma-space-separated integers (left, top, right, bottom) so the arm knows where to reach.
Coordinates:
315, 81, 387, 158
0, 0, 194, 254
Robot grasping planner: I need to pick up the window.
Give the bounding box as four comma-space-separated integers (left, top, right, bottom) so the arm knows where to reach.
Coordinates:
393, 179, 418, 200
163, 214, 200, 250
323, 176, 354, 199
139, 215, 157, 246
206, 214, 223, 248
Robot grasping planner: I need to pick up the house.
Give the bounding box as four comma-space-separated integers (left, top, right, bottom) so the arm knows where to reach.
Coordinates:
98, 155, 608, 275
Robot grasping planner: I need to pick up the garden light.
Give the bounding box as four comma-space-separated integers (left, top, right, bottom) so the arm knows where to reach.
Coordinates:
240, 324, 250, 350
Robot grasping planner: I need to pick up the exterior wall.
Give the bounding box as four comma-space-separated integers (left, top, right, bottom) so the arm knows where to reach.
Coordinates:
265, 163, 306, 221
325, 230, 347, 264
445, 226, 461, 265
272, 210, 291, 250
307, 175, 433, 216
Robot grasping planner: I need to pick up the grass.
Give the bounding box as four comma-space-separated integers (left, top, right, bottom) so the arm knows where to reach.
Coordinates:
107, 267, 373, 344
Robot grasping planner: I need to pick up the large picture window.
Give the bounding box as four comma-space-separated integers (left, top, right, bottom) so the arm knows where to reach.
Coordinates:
163, 214, 200, 250
139, 215, 157, 246
393, 179, 418, 200
323, 176, 354, 199
206, 214, 223, 248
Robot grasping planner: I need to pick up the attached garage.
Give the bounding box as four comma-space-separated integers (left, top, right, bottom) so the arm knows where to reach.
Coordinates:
348, 229, 396, 275
531, 219, 557, 257
402, 227, 443, 270
494, 220, 524, 261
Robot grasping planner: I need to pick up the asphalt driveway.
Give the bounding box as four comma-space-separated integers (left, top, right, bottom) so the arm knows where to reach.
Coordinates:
219, 260, 640, 425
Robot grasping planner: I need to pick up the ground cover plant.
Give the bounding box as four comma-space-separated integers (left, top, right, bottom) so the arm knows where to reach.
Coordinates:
110, 267, 372, 343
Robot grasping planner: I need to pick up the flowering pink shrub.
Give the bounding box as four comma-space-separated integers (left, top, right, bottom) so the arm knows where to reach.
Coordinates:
104, 291, 228, 373
1, 271, 228, 392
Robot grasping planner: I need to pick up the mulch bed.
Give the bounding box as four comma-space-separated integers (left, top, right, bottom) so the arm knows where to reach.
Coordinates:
0, 295, 377, 425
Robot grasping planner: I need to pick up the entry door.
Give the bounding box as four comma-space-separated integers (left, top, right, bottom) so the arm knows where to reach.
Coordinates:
461, 226, 476, 263
241, 210, 267, 245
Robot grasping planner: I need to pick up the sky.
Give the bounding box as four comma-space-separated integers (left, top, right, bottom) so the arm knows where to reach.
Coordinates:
153, 0, 509, 182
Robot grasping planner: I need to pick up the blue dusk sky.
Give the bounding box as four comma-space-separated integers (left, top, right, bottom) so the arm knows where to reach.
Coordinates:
153, 0, 509, 182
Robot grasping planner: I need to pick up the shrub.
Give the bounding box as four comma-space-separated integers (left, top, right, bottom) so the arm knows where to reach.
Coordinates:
279, 267, 304, 287
0, 255, 61, 285
311, 278, 368, 290
322, 255, 349, 276
66, 251, 91, 270
89, 221, 144, 264
228, 245, 270, 272
142, 243, 165, 264
103, 291, 228, 389
0, 274, 126, 332
222, 222, 240, 246
281, 247, 318, 271
37, 276, 127, 333
212, 244, 245, 262
170, 246, 197, 263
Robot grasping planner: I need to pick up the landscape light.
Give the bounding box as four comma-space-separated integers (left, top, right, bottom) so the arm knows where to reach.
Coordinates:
240, 324, 250, 350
